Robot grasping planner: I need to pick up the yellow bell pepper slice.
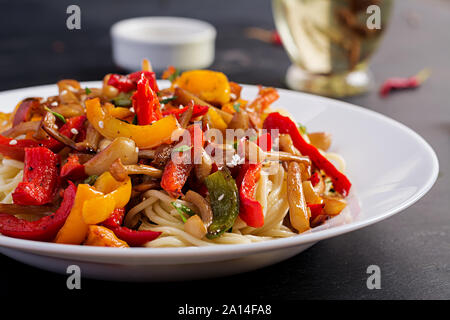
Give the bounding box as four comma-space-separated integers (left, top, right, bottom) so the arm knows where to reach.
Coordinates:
82, 173, 132, 224
82, 195, 116, 225
55, 184, 103, 245
174, 70, 231, 105
84, 225, 129, 247
94, 172, 132, 208
109, 107, 134, 120
85, 98, 179, 149
94, 171, 123, 194
206, 107, 227, 131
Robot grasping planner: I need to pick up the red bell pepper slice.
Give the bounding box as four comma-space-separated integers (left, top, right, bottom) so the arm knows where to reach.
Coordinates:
12, 98, 41, 126
256, 133, 272, 152
236, 163, 264, 228
132, 73, 162, 125
161, 125, 204, 197
310, 171, 320, 187
43, 115, 87, 152
107, 71, 159, 93
0, 115, 86, 161
12, 147, 60, 206
111, 226, 161, 247
308, 203, 325, 220
100, 208, 160, 246
0, 135, 43, 161
162, 105, 209, 119
102, 208, 125, 229
128, 71, 159, 92
0, 182, 77, 241
263, 112, 352, 196
60, 154, 86, 181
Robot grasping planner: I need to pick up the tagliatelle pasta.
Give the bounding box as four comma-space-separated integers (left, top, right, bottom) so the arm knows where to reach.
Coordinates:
0, 60, 351, 247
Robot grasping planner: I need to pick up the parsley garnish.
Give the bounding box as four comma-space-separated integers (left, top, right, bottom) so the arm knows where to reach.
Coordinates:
168, 68, 180, 83
85, 87, 92, 95
44, 106, 66, 123
233, 102, 241, 113
297, 122, 307, 135
83, 175, 98, 186
171, 202, 196, 223
112, 92, 132, 107
159, 96, 178, 104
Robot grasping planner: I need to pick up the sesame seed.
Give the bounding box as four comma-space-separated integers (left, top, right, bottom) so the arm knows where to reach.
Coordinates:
98, 121, 104, 129
130, 107, 135, 112
135, 147, 139, 153
218, 194, 224, 201
53, 124, 58, 130
9, 139, 17, 145
70, 128, 79, 135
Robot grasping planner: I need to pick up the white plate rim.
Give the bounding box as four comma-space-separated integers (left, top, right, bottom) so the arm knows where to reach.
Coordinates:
0, 81, 439, 261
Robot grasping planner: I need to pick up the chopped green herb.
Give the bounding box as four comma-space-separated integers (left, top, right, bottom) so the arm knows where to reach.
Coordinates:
172, 145, 192, 153
168, 68, 180, 83
132, 114, 138, 125
233, 102, 241, 113
85, 87, 92, 95
44, 106, 66, 123
111, 92, 133, 107
83, 175, 98, 186
249, 135, 257, 142
170, 201, 197, 222
297, 122, 307, 135
159, 96, 178, 104
171, 202, 196, 223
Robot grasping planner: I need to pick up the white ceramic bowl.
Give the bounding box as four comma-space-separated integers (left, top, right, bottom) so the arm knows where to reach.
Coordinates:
111, 17, 216, 71
0, 81, 439, 281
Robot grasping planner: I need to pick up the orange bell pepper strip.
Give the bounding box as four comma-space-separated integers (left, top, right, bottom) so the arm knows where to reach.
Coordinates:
85, 98, 179, 149
84, 225, 129, 248
54, 184, 103, 245
109, 107, 134, 120
82, 172, 131, 224
93, 171, 132, 208
82, 196, 116, 225
173, 70, 231, 105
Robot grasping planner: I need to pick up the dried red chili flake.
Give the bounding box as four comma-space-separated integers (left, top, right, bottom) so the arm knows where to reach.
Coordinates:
379, 68, 431, 98
244, 27, 283, 46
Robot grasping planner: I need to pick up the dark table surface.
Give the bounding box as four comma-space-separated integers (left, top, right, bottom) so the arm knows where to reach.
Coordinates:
0, 0, 448, 299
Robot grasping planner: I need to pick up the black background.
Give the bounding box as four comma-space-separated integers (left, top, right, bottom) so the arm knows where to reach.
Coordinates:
0, 0, 449, 299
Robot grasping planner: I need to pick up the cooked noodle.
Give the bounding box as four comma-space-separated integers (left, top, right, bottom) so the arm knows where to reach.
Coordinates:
0, 157, 24, 204
132, 162, 294, 247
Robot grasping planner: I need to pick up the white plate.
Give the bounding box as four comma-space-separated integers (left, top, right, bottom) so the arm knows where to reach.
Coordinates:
0, 81, 439, 281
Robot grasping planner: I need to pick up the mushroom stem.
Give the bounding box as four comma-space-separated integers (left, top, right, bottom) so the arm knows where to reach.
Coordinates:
109, 158, 162, 182
184, 190, 213, 228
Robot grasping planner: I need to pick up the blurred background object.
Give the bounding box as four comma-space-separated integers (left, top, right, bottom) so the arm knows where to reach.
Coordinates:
111, 17, 216, 71
0, 0, 449, 299
273, 0, 393, 97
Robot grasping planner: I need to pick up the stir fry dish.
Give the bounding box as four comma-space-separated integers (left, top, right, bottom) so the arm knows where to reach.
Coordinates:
0, 60, 351, 247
